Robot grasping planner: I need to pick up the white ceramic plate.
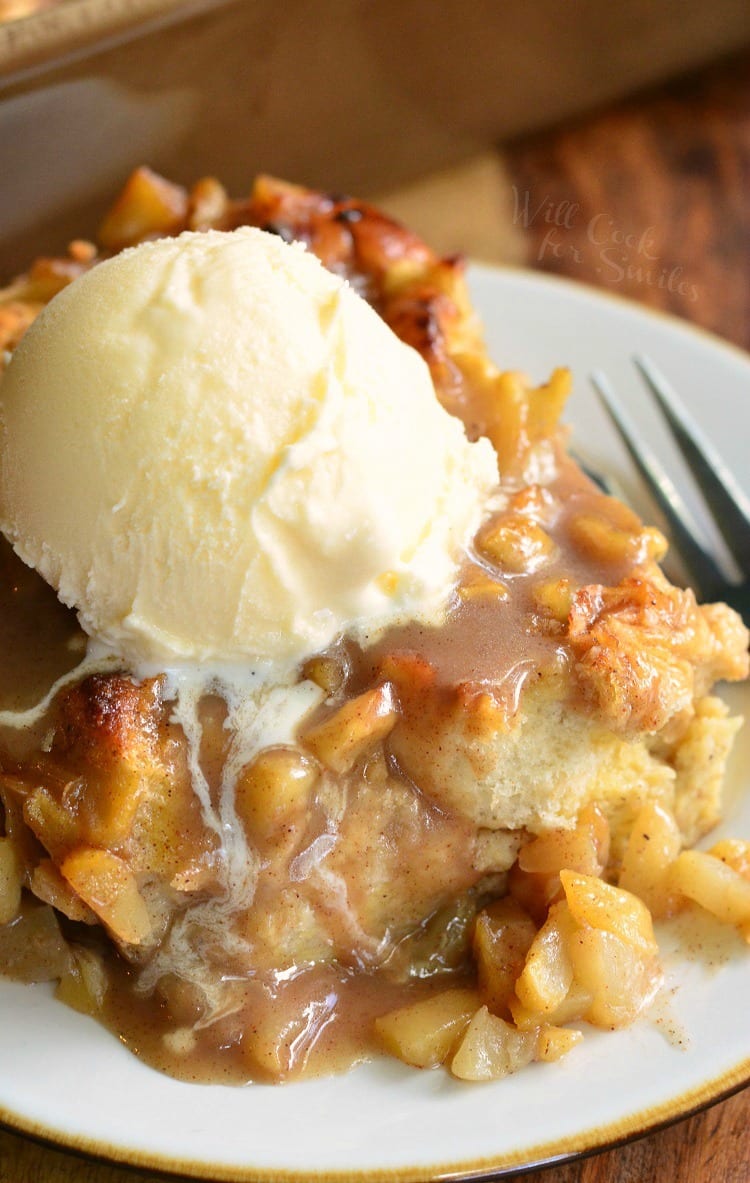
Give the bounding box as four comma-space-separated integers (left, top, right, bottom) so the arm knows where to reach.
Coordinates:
1, 266, 749, 1181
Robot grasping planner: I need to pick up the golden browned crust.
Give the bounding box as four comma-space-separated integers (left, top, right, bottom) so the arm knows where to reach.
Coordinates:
569, 569, 749, 734
2, 675, 220, 942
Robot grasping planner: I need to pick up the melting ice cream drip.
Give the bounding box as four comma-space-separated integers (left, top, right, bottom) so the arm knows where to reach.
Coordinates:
0, 651, 121, 729
135, 669, 325, 1017
165, 668, 326, 903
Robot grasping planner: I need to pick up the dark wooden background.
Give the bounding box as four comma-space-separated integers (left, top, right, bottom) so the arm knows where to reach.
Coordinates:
505, 51, 750, 352
2, 45, 750, 1183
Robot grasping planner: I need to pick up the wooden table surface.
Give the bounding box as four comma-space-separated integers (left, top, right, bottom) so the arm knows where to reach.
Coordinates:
3, 45, 750, 1183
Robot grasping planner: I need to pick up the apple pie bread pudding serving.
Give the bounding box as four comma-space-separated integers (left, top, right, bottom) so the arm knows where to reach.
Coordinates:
0, 169, 747, 1084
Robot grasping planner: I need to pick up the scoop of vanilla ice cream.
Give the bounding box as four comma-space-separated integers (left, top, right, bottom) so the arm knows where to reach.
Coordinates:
0, 227, 497, 668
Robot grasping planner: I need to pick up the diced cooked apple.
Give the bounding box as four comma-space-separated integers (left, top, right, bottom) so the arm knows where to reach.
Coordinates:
518, 804, 609, 878
301, 684, 398, 773
473, 898, 536, 1018
536, 1025, 583, 1062
31, 858, 97, 924
450, 1006, 537, 1081
55, 946, 108, 1016
507, 859, 562, 924
532, 576, 574, 623
60, 848, 153, 946
235, 747, 318, 842
568, 511, 642, 566
23, 788, 78, 860
514, 900, 577, 1015
375, 988, 479, 1069
301, 655, 348, 696
619, 802, 682, 918
457, 569, 510, 603
511, 871, 664, 1031
568, 927, 663, 1028
560, 870, 658, 954
669, 849, 750, 929
477, 515, 556, 575
708, 839, 750, 879
510, 980, 591, 1030
187, 176, 229, 232
98, 167, 188, 250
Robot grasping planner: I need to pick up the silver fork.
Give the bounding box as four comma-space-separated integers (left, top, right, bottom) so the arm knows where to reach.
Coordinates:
589, 356, 750, 626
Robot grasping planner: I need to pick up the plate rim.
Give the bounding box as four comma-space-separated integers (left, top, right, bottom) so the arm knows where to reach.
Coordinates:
469, 258, 750, 371
2, 1055, 749, 1182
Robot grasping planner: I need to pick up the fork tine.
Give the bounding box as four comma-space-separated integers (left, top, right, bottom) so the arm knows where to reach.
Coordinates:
591, 370, 728, 601
634, 355, 750, 576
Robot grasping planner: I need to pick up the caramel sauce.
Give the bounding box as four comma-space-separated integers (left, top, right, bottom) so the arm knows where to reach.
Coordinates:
98, 956, 473, 1084
355, 455, 642, 691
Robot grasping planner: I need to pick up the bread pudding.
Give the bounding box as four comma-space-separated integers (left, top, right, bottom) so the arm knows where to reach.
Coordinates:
0, 168, 747, 1085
